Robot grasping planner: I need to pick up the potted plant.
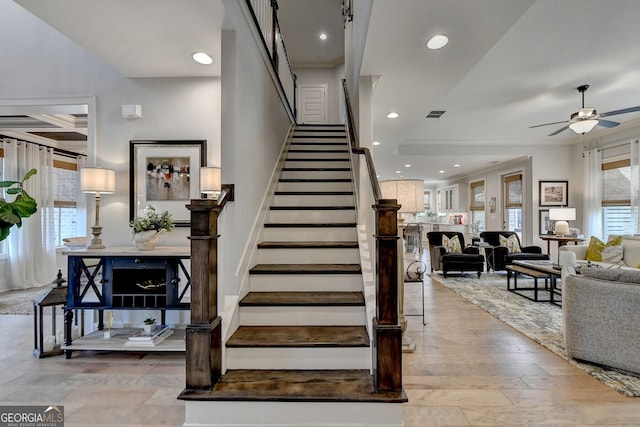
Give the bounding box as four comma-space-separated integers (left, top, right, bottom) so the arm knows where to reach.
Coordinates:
143, 315, 156, 335
0, 169, 38, 241
130, 205, 174, 250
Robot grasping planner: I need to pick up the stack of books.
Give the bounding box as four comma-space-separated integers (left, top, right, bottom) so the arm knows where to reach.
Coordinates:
126, 326, 173, 347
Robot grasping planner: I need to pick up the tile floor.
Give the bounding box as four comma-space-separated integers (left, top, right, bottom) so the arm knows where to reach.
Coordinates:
1, 251, 640, 426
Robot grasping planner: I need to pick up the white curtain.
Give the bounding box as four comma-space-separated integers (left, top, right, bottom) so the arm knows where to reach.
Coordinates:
630, 140, 640, 235
2, 139, 56, 289
75, 156, 87, 237
582, 148, 603, 238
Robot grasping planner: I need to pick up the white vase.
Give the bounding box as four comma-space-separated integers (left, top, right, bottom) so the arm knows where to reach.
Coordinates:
133, 229, 165, 251
143, 323, 156, 335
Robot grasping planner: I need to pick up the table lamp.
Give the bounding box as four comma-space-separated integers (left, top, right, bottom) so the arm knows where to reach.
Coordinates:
549, 207, 575, 236
81, 167, 116, 249
200, 166, 221, 198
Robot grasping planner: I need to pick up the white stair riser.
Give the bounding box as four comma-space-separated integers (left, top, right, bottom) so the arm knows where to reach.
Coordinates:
273, 194, 354, 206
226, 347, 369, 370
292, 133, 346, 138
268, 209, 355, 223
289, 145, 349, 152
239, 306, 366, 326
257, 248, 359, 263
281, 170, 351, 180
262, 227, 356, 241
287, 151, 349, 159
277, 181, 352, 192
184, 400, 404, 427
284, 160, 350, 169
250, 274, 362, 292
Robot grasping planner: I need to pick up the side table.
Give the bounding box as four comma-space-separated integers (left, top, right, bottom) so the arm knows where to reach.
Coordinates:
539, 235, 586, 255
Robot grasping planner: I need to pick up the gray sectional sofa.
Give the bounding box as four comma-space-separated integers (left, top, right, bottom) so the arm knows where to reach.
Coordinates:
563, 268, 640, 375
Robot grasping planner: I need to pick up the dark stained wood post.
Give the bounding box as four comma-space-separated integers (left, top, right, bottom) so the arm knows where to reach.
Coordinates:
184, 199, 223, 390
372, 198, 403, 392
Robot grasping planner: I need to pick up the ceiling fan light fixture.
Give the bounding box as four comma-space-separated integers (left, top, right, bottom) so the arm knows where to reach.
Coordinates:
569, 119, 598, 134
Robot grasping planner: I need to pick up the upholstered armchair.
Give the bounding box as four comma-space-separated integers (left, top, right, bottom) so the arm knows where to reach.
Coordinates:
427, 231, 484, 278
479, 231, 548, 271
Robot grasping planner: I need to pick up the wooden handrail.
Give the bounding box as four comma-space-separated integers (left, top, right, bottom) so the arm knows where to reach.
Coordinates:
342, 79, 382, 201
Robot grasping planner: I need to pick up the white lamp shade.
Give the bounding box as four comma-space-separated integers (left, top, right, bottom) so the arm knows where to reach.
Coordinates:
569, 119, 598, 134
380, 179, 424, 213
549, 207, 576, 221
80, 167, 115, 194
200, 166, 221, 194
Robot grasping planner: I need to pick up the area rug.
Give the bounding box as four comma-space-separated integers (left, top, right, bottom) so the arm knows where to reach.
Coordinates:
430, 272, 640, 397
0, 285, 52, 315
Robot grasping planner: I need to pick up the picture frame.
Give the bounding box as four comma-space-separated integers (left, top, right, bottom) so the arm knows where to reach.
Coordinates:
130, 140, 207, 227
539, 209, 552, 235
539, 180, 568, 207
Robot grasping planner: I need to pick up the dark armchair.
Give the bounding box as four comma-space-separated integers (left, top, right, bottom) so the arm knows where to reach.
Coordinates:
479, 231, 549, 271
427, 231, 484, 278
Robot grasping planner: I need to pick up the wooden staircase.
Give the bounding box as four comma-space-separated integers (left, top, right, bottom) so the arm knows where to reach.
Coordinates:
180, 124, 406, 426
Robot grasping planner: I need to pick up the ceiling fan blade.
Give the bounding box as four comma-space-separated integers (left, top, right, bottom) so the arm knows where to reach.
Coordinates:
529, 120, 569, 129
597, 119, 620, 128
599, 105, 640, 117
548, 125, 570, 136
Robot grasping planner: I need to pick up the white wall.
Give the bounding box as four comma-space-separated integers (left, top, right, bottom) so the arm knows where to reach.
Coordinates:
294, 66, 344, 123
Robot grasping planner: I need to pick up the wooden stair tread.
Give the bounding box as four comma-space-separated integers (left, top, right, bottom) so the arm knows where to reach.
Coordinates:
288, 149, 349, 153
279, 178, 352, 182
250, 264, 362, 274
264, 222, 356, 228
179, 369, 407, 403
240, 291, 364, 306
274, 191, 353, 195
227, 326, 369, 347
257, 241, 358, 249
282, 167, 350, 171
269, 205, 355, 210
286, 157, 348, 161
290, 142, 348, 146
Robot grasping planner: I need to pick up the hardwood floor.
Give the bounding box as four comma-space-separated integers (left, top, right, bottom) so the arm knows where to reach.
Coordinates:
1, 250, 640, 426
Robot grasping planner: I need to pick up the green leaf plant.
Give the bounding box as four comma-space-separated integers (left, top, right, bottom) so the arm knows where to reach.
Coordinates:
0, 169, 38, 241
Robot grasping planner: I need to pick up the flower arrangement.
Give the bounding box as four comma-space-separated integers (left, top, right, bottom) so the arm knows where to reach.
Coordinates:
130, 205, 174, 234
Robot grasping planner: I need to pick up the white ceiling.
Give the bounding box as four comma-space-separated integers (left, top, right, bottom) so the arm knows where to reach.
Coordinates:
12, 0, 640, 183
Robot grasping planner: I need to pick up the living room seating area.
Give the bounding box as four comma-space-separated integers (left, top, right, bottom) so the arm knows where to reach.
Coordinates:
479, 231, 549, 271
427, 231, 484, 278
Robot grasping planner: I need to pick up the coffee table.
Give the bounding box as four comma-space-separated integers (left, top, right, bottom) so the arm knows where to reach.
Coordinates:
507, 260, 562, 306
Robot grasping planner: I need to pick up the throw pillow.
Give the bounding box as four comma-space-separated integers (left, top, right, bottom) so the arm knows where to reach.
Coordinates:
499, 234, 521, 253
442, 235, 462, 253
585, 236, 623, 263
621, 235, 640, 268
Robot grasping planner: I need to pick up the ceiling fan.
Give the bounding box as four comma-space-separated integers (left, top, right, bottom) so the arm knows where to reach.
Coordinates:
530, 84, 640, 136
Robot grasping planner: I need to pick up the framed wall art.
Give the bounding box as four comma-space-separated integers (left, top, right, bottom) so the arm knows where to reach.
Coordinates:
539, 209, 552, 235
539, 180, 568, 207
130, 140, 207, 226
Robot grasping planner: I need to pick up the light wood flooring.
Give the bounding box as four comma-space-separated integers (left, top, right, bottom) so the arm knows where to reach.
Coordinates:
1, 251, 640, 426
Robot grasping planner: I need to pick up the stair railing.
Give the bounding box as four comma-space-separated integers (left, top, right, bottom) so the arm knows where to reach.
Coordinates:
245, 0, 297, 122
183, 185, 234, 391
342, 78, 403, 393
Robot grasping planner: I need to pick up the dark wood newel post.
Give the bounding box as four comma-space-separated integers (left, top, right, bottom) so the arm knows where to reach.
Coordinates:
372, 198, 403, 392
185, 199, 223, 390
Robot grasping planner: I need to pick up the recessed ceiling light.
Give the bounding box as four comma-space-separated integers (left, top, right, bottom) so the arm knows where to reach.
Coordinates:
387, 112, 399, 119
404, 164, 411, 168
439, 170, 445, 174
453, 164, 461, 167
427, 35, 449, 50
372, 141, 381, 146
192, 52, 213, 65
395, 170, 401, 174
319, 33, 328, 40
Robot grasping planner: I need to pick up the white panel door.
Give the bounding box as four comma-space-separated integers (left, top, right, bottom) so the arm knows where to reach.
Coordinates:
298, 85, 327, 124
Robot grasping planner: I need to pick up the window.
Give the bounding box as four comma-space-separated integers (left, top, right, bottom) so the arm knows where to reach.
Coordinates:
601, 158, 635, 238
469, 180, 485, 232
53, 159, 80, 246
504, 173, 523, 238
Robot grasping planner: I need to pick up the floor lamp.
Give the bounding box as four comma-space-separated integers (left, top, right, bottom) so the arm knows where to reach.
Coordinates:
81, 167, 116, 249
380, 179, 424, 353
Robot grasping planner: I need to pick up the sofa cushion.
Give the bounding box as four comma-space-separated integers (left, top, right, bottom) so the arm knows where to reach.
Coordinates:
585, 236, 623, 263
499, 234, 521, 253
581, 266, 640, 285
622, 235, 640, 268
442, 234, 462, 253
